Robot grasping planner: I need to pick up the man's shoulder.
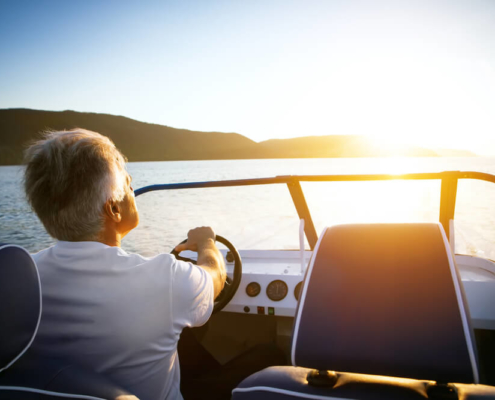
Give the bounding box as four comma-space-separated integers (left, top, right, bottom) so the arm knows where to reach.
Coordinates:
90, 246, 179, 274
122, 250, 178, 270
32, 245, 54, 261
32, 241, 178, 273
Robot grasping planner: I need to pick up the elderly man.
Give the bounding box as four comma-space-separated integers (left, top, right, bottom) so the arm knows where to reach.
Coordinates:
24, 129, 226, 400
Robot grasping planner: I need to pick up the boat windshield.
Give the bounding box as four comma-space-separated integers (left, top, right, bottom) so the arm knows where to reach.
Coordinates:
124, 171, 495, 262
124, 183, 306, 255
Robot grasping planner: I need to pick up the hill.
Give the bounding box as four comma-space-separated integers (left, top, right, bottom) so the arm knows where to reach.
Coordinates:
0, 108, 476, 165
0, 109, 257, 165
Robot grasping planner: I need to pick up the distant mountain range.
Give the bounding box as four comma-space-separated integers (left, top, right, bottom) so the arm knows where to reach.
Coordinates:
0, 108, 476, 165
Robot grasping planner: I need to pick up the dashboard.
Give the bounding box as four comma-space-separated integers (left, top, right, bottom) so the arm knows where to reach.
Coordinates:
181, 249, 495, 329
222, 249, 312, 317
181, 249, 312, 317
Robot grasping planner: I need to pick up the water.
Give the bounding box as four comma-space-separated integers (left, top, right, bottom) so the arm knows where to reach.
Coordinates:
1, 157, 495, 260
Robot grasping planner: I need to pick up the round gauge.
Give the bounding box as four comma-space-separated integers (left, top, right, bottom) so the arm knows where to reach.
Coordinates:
294, 281, 303, 301
246, 282, 261, 297
266, 280, 288, 302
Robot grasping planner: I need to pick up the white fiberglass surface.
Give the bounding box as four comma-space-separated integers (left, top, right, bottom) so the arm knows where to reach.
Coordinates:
1, 157, 495, 259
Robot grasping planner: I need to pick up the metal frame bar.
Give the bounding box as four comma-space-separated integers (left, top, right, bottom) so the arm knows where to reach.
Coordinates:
440, 177, 458, 239
134, 171, 495, 250
286, 179, 319, 248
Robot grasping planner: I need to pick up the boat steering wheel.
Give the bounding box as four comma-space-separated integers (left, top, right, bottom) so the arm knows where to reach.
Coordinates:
171, 235, 242, 313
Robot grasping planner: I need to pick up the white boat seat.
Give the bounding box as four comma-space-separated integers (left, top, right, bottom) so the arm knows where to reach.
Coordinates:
0, 244, 134, 400
233, 223, 495, 399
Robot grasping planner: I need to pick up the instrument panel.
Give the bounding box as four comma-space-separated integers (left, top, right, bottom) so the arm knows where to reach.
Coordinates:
178, 249, 311, 317
222, 249, 312, 317
246, 279, 293, 302
180, 249, 495, 329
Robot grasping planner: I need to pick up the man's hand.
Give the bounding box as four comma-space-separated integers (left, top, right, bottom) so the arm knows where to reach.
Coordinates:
174, 227, 226, 298
174, 226, 216, 253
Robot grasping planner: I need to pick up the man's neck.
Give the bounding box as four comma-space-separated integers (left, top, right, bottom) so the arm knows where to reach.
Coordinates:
100, 237, 121, 247
98, 226, 122, 247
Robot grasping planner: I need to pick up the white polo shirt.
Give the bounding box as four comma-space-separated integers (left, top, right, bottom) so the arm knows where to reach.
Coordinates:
31, 241, 214, 400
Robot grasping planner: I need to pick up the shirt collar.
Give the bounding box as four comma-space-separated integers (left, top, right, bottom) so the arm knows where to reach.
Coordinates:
56, 241, 112, 250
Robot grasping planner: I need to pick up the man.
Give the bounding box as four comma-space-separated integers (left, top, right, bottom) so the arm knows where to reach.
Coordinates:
24, 129, 226, 400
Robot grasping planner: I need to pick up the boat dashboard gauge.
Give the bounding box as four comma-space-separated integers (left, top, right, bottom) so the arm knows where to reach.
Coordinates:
246, 282, 261, 297
266, 280, 288, 302
294, 281, 303, 301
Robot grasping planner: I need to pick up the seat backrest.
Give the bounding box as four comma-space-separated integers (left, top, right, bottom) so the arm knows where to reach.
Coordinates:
0, 245, 41, 373
291, 223, 479, 384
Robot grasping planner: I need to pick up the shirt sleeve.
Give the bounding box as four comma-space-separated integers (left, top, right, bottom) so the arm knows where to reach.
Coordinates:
171, 258, 214, 331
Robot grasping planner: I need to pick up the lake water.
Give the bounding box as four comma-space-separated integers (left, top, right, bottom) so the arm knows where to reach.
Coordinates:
1, 157, 495, 260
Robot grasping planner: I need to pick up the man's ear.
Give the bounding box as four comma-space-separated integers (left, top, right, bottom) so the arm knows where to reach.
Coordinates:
104, 199, 122, 223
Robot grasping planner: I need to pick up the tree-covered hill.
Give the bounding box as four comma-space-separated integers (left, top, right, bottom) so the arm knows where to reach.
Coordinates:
0, 108, 475, 165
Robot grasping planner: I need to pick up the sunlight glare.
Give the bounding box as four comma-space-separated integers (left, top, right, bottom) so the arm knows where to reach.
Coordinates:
304, 180, 441, 235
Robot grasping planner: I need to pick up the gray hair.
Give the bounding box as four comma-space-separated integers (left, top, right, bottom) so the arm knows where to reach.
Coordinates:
24, 129, 128, 241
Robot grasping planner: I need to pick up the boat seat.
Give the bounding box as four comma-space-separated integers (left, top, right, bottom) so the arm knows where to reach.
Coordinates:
0, 244, 134, 400
233, 223, 495, 399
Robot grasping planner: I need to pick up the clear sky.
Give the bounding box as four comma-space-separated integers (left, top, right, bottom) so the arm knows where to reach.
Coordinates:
1, 0, 495, 154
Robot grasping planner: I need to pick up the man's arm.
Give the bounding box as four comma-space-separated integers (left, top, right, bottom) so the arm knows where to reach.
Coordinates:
174, 227, 226, 298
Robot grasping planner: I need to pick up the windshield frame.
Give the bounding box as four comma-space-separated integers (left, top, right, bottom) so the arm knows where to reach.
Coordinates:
135, 171, 495, 251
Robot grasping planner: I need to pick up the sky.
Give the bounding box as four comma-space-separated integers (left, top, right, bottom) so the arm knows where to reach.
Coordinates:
1, 0, 495, 155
